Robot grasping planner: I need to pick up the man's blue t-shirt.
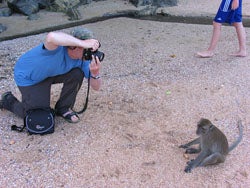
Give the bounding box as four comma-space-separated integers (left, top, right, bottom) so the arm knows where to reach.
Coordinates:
14, 44, 91, 86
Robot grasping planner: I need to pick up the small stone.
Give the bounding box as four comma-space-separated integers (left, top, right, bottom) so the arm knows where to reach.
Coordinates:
183, 153, 189, 159
9, 140, 15, 145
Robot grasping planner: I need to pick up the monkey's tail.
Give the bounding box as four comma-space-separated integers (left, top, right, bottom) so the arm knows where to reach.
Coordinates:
229, 120, 243, 152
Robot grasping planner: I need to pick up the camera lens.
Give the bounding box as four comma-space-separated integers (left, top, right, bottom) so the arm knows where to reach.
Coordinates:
94, 51, 105, 61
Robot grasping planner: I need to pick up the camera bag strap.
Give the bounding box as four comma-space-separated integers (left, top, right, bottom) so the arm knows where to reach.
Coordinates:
76, 71, 90, 114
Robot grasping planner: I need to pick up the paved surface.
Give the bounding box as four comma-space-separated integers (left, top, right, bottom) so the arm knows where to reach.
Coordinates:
0, 0, 249, 41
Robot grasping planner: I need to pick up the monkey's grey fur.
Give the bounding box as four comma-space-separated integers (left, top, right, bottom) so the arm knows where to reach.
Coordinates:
179, 118, 243, 173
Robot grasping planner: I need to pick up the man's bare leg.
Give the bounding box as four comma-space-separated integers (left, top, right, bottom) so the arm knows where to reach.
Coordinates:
230, 22, 247, 57
196, 22, 222, 58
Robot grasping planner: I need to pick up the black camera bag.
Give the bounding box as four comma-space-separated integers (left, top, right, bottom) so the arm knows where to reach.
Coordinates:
11, 108, 55, 135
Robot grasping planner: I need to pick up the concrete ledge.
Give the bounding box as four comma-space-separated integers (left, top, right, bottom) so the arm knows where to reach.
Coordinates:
0, 0, 249, 42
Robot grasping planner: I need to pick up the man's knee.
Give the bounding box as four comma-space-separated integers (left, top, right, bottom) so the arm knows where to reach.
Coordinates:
213, 21, 221, 28
233, 22, 243, 29
69, 68, 84, 82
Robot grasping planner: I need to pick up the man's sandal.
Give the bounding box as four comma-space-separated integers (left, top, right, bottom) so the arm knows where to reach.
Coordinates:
59, 111, 80, 123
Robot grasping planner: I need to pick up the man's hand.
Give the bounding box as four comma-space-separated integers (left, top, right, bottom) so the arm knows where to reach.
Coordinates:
89, 55, 101, 76
231, 0, 239, 10
89, 55, 102, 91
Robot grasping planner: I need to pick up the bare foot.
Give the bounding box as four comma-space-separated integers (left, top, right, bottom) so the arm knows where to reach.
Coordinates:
196, 51, 214, 58
229, 51, 247, 57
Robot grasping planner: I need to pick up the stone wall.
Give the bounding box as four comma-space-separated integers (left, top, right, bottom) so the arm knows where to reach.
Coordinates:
0, 0, 178, 34
0, 0, 177, 17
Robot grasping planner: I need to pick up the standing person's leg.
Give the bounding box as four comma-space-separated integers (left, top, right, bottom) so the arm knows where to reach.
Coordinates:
231, 22, 247, 57
196, 0, 228, 58
1, 78, 52, 118
196, 21, 222, 58
54, 68, 84, 123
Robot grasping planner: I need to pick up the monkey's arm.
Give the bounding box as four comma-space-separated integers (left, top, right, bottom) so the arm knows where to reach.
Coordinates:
179, 137, 200, 148
180, 137, 201, 154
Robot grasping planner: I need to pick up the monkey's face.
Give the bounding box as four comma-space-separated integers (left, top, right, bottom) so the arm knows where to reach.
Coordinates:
196, 118, 213, 135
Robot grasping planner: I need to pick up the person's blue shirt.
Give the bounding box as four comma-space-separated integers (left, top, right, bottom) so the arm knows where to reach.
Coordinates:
14, 43, 91, 86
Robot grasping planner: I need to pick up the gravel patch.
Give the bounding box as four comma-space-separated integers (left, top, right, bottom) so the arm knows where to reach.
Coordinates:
0, 17, 250, 187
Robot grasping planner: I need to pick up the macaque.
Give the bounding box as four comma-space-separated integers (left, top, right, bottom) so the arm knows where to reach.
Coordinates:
179, 118, 243, 173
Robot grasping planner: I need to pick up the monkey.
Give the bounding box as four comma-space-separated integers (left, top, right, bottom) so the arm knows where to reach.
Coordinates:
179, 118, 243, 173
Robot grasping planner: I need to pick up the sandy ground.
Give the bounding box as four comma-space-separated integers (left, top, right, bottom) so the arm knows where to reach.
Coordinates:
0, 1, 250, 188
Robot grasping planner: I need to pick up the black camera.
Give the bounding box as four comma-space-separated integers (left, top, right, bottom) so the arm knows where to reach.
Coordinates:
83, 48, 105, 62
